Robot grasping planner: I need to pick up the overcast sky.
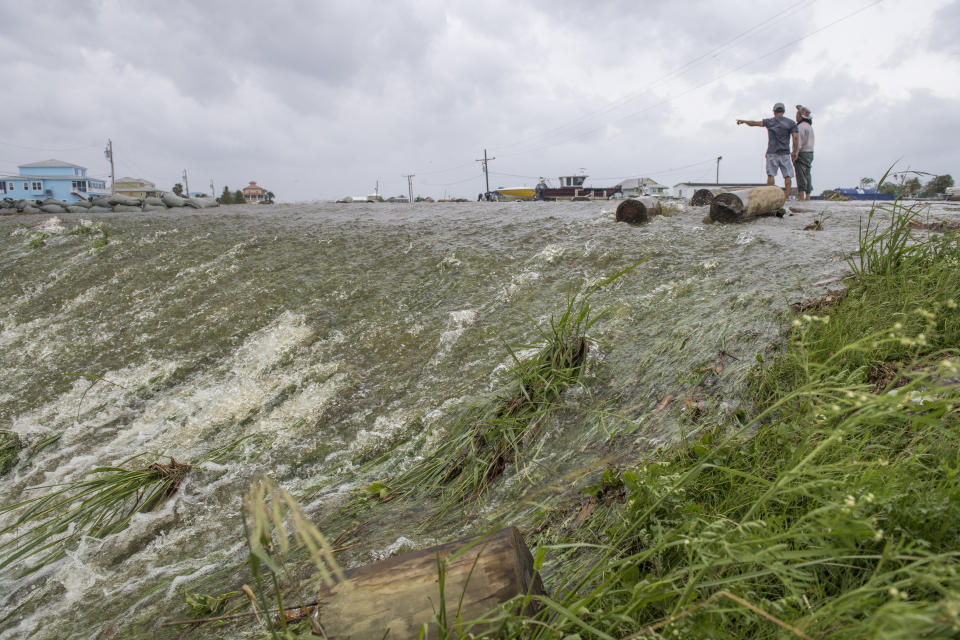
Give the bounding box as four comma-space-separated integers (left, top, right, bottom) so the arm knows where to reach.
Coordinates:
1, 0, 957, 201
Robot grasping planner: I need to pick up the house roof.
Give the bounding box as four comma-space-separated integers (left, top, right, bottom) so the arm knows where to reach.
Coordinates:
114, 177, 155, 186
19, 159, 85, 169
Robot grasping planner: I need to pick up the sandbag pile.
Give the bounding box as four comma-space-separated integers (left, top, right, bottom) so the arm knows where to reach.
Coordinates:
0, 194, 220, 215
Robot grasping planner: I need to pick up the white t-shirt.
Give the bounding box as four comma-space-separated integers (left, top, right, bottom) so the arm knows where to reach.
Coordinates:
798, 121, 815, 152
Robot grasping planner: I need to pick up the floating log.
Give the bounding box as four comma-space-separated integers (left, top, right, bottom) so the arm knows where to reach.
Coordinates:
709, 186, 786, 223
690, 188, 723, 206
311, 526, 544, 639
615, 197, 662, 224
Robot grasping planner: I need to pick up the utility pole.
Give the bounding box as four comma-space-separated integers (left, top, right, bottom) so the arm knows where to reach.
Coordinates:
402, 173, 415, 203
209, 179, 215, 197
104, 139, 116, 194
182, 169, 190, 197
716, 156, 722, 184
475, 148, 495, 198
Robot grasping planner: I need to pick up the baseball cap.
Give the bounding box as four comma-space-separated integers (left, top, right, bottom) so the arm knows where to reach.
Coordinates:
773, 102, 785, 112
796, 104, 812, 118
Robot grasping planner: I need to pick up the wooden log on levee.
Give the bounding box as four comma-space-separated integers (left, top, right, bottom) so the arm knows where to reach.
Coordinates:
690, 188, 723, 206
615, 197, 662, 224
310, 526, 545, 639
709, 185, 786, 223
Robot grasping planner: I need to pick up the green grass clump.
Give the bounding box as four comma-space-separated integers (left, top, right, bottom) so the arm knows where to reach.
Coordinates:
457, 199, 960, 639
364, 261, 645, 518
0, 436, 263, 577
0, 430, 23, 476
0, 455, 191, 576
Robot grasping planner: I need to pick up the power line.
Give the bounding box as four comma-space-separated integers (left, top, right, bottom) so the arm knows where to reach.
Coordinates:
496, 0, 816, 154
501, 0, 882, 159
0, 140, 102, 153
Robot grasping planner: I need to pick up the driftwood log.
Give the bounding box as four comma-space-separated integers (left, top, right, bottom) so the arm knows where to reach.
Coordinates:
690, 188, 723, 206
615, 197, 661, 224
311, 526, 544, 639
709, 186, 786, 223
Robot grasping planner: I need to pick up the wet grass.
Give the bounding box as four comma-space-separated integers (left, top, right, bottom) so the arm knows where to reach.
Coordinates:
354, 260, 646, 521
0, 436, 263, 577
431, 198, 960, 638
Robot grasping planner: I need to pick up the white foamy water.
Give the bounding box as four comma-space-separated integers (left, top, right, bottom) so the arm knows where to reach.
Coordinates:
1, 200, 956, 639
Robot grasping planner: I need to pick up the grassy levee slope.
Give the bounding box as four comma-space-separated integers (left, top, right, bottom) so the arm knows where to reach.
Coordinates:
468, 200, 960, 639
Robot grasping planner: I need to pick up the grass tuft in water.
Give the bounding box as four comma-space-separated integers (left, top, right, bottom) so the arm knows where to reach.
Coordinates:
0, 454, 191, 576
369, 260, 646, 517
0, 435, 264, 577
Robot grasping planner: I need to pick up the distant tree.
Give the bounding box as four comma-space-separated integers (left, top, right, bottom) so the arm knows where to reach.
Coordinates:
234, 189, 245, 204
218, 186, 233, 204
264, 191, 275, 204
921, 174, 954, 197
878, 182, 898, 197
859, 177, 876, 190
172, 183, 184, 196
903, 177, 923, 197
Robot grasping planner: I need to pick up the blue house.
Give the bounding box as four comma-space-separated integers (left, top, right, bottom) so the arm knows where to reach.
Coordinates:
1, 159, 109, 202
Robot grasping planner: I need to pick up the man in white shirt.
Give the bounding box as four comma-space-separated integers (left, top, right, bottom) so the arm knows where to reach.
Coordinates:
794, 105, 815, 201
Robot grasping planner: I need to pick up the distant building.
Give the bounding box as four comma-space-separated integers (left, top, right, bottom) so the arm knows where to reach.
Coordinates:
621, 177, 669, 197
672, 181, 769, 199
242, 181, 269, 203
2, 159, 108, 202
831, 188, 893, 201
114, 176, 159, 199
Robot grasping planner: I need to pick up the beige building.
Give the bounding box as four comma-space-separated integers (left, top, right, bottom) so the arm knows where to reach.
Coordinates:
113, 177, 159, 199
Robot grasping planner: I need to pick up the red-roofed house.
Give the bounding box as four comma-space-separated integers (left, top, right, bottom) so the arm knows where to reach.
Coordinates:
242, 181, 270, 203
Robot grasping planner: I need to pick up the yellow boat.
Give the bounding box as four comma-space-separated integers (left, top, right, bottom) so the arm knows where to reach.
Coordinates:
494, 187, 536, 201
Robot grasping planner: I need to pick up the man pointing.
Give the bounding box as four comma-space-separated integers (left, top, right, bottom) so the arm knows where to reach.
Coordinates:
736, 102, 799, 199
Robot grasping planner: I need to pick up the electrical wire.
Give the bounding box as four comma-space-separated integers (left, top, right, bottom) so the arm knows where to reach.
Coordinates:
501, 0, 882, 159
0, 140, 102, 153
495, 0, 816, 154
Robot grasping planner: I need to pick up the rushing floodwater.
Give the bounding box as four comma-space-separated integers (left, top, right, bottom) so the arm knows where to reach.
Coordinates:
1, 199, 955, 638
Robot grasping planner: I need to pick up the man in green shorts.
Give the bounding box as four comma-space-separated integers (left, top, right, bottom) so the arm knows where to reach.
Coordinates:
736, 102, 799, 199
794, 105, 815, 200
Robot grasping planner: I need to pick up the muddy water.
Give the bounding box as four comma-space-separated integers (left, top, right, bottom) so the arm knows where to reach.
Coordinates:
1, 199, 952, 638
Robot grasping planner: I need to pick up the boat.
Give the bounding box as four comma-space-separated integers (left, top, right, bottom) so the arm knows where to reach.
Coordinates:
493, 187, 536, 202
535, 174, 622, 201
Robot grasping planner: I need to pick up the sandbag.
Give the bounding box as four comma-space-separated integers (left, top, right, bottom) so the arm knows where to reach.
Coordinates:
70, 200, 92, 208
108, 194, 141, 207
141, 204, 168, 211
185, 197, 218, 208
0, 208, 18, 214
67, 206, 90, 213
21, 206, 40, 214
112, 204, 141, 212
40, 204, 67, 213
88, 206, 113, 213
161, 193, 186, 207
90, 197, 112, 208
144, 196, 165, 206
